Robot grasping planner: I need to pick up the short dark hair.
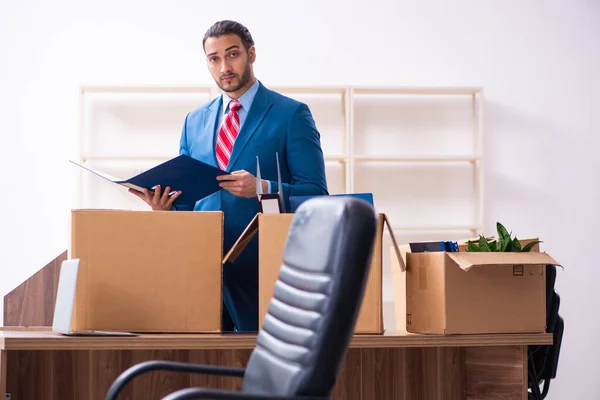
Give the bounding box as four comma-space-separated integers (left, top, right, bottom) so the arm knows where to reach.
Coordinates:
203, 20, 255, 52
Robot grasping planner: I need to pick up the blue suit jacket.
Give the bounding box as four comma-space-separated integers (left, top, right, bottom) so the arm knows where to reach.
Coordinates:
175, 81, 328, 330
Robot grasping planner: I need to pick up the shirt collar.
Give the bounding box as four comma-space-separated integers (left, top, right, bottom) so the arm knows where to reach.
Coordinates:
221, 79, 260, 114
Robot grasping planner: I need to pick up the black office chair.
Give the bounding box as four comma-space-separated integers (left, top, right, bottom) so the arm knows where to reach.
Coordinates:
105, 196, 378, 400
527, 264, 564, 400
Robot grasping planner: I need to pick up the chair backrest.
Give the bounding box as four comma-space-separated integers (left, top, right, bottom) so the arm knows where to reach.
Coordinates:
242, 196, 377, 397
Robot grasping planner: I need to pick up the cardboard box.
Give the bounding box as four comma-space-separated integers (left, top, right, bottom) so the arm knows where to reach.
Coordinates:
391, 239, 561, 334
69, 209, 223, 333
224, 213, 401, 334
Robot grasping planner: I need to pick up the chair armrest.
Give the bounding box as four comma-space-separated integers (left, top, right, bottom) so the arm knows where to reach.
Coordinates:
162, 387, 329, 400
105, 360, 245, 400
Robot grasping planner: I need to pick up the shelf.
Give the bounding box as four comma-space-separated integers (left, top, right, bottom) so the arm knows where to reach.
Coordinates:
324, 156, 347, 162
352, 86, 482, 96
82, 85, 482, 96
82, 155, 175, 162
82, 85, 483, 96
82, 86, 214, 95
81, 155, 348, 162
269, 86, 347, 95
389, 226, 482, 232
353, 156, 481, 163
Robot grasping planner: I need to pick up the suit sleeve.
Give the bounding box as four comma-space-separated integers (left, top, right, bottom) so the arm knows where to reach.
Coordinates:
268, 103, 329, 210
173, 113, 194, 211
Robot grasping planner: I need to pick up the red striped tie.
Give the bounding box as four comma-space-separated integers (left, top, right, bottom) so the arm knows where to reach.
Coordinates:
215, 99, 242, 170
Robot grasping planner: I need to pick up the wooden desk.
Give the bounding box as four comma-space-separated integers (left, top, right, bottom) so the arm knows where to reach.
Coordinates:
0, 329, 552, 400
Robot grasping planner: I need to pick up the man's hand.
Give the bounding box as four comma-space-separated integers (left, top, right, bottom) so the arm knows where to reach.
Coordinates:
217, 170, 268, 198
128, 185, 181, 211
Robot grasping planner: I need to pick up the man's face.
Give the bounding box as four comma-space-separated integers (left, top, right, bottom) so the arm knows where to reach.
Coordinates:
204, 34, 255, 94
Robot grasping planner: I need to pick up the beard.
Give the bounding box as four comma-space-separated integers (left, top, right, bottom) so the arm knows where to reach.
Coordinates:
217, 62, 252, 93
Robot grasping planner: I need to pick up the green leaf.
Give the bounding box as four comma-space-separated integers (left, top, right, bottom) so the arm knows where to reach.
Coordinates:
511, 237, 522, 252
467, 240, 479, 252
497, 222, 511, 251
521, 240, 543, 252
505, 239, 514, 252
478, 235, 491, 252
489, 240, 498, 252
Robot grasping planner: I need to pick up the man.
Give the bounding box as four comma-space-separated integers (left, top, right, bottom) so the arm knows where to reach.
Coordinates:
129, 20, 328, 332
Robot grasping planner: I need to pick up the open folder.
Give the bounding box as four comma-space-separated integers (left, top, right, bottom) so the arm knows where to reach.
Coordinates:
70, 155, 228, 206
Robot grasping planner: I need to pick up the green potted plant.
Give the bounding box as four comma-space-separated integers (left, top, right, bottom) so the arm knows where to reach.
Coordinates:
467, 222, 542, 252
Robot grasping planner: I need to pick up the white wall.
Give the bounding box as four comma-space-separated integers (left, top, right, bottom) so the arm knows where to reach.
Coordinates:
1, 0, 598, 398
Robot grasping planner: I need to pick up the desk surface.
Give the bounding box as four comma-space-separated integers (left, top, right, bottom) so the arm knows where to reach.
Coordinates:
0, 329, 553, 350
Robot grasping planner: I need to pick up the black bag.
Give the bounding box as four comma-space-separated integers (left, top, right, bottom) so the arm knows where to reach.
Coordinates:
528, 264, 564, 399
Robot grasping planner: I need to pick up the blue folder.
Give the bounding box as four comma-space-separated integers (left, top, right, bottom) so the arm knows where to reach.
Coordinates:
289, 193, 375, 212
70, 155, 228, 206
409, 241, 459, 253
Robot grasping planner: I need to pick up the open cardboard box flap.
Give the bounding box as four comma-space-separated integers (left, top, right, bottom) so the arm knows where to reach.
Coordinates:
222, 214, 260, 264
446, 251, 562, 272
383, 214, 405, 272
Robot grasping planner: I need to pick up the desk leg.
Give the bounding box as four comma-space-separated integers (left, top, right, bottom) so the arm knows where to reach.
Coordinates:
465, 345, 528, 400
332, 346, 528, 400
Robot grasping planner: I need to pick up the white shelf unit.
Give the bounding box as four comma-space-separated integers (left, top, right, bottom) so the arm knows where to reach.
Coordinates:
78, 84, 483, 324
78, 84, 484, 240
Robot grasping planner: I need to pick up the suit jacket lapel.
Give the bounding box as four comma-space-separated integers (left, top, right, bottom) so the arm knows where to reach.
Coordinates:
201, 98, 222, 168
227, 83, 272, 172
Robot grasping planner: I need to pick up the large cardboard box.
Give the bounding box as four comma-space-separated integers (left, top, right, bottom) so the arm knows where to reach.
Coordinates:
391, 240, 561, 334
224, 213, 400, 334
69, 209, 223, 333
